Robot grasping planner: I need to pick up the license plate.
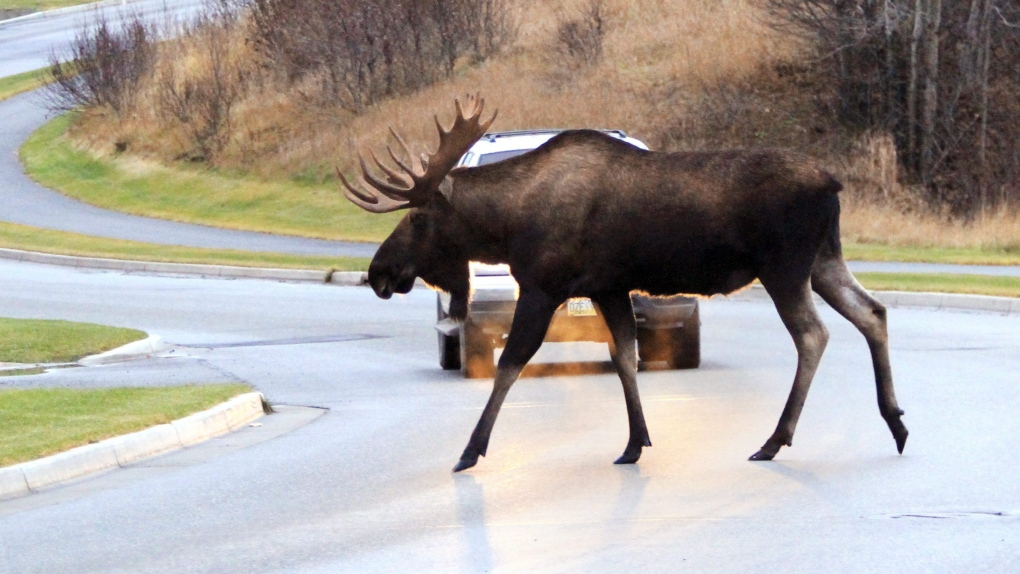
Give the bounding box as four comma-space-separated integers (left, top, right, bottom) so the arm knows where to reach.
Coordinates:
567, 298, 597, 317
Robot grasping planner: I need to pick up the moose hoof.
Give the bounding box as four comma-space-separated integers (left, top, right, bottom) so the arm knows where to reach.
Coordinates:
748, 449, 777, 461
453, 457, 478, 473
888, 417, 909, 454
613, 449, 642, 465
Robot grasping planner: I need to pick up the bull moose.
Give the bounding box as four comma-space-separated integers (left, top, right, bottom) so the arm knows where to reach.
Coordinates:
339, 94, 908, 472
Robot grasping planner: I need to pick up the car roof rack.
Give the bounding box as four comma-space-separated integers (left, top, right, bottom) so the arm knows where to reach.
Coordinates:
480, 129, 627, 142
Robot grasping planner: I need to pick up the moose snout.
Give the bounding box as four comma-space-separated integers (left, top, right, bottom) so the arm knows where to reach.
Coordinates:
368, 262, 416, 299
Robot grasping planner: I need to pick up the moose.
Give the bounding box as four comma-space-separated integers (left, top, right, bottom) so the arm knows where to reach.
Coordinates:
339, 94, 908, 472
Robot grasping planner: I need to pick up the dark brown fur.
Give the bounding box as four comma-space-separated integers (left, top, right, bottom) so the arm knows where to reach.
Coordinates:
367, 130, 908, 471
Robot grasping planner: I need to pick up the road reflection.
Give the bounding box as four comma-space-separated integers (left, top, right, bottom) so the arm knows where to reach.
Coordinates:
454, 474, 493, 573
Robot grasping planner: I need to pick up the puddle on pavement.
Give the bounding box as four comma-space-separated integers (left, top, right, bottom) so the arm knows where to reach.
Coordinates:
177, 333, 386, 349
873, 511, 1012, 520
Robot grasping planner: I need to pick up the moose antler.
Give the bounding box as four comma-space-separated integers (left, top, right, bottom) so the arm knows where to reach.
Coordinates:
338, 93, 497, 213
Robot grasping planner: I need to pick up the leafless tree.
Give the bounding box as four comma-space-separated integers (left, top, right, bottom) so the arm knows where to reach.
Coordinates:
555, 0, 610, 71
761, 0, 1020, 214
157, 19, 243, 163
46, 10, 156, 114
249, 0, 517, 113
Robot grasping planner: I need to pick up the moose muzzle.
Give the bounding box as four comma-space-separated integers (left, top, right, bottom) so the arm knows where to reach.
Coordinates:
368, 263, 417, 299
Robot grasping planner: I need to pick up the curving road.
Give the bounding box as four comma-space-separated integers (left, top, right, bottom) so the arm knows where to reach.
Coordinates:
1, 259, 1018, 572
0, 0, 207, 77
0, 0, 379, 258
0, 90, 378, 257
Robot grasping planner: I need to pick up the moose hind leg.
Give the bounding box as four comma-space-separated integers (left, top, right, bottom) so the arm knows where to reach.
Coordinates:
594, 292, 652, 465
751, 280, 830, 461
811, 257, 908, 454
453, 289, 559, 473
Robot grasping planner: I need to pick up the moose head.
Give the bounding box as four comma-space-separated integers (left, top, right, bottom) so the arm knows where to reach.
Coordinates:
338, 95, 496, 310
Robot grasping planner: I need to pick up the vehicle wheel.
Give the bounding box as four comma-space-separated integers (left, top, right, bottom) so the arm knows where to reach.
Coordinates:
437, 295, 461, 370
460, 321, 496, 379
637, 307, 700, 369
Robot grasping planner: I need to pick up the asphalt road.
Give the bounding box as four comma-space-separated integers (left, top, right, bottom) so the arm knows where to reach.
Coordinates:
0, 0, 378, 258
0, 0, 206, 78
0, 89, 378, 258
1, 259, 1017, 572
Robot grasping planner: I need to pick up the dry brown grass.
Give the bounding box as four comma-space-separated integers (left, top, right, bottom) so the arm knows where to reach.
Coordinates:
841, 202, 1020, 252
72, 0, 791, 175
834, 131, 1020, 252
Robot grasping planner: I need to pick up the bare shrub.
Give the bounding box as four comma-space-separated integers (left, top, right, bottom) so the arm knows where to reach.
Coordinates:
47, 11, 156, 114
156, 22, 244, 162
472, 0, 520, 60
761, 0, 1020, 214
555, 0, 610, 72
249, 0, 517, 113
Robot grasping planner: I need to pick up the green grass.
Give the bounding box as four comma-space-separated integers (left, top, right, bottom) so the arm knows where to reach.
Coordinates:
844, 242, 1020, 266
22, 114, 403, 243
0, 0, 91, 14
0, 67, 51, 102
0, 220, 370, 271
0, 384, 252, 466
0, 317, 145, 364
14, 112, 1020, 300
856, 272, 1020, 298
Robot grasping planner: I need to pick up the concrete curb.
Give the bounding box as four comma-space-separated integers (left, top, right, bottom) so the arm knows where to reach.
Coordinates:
78, 334, 168, 366
2, 246, 1016, 313
726, 284, 1020, 315
0, 334, 166, 373
0, 247, 353, 283
328, 270, 368, 286
0, 391, 267, 500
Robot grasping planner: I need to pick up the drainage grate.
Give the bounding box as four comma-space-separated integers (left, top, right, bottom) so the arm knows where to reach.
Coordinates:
179, 334, 385, 349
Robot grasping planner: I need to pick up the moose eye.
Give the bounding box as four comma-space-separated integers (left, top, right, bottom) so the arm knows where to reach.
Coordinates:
409, 212, 427, 230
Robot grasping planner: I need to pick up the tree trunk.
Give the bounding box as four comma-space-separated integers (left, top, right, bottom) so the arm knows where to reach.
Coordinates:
883, 0, 897, 130
907, 0, 925, 170
920, 0, 942, 192
978, 0, 993, 210
962, 0, 983, 89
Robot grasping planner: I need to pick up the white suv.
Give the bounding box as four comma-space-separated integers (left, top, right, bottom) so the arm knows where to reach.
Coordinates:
455, 129, 649, 168
435, 130, 701, 378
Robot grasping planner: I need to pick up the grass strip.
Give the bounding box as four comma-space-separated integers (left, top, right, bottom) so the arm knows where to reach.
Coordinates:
844, 242, 1020, 266
0, 384, 252, 466
856, 272, 1020, 298
0, 0, 92, 14
0, 317, 145, 363
22, 114, 402, 243
0, 220, 370, 270
0, 67, 51, 102
16, 112, 1020, 272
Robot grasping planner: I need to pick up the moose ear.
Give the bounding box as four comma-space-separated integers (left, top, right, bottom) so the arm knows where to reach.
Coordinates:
438, 177, 454, 202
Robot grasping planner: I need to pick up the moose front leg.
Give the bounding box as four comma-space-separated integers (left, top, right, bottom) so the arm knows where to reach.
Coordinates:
453, 289, 560, 472
594, 292, 652, 464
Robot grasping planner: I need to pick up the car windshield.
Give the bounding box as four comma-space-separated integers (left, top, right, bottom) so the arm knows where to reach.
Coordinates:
477, 149, 531, 166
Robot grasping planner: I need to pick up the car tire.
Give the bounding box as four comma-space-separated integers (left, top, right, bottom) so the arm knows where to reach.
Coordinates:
460, 321, 496, 379
437, 295, 461, 370
637, 306, 700, 369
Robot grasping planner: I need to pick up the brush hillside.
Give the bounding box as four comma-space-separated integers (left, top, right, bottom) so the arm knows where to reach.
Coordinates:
48, 0, 1020, 252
